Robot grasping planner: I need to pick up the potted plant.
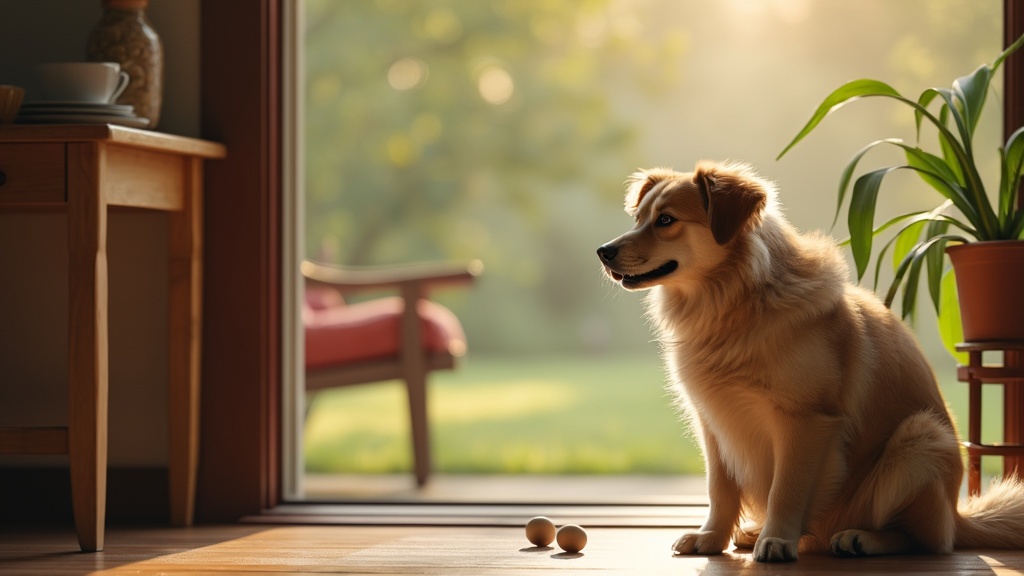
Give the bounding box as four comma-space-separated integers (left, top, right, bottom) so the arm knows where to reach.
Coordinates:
777, 33, 1024, 358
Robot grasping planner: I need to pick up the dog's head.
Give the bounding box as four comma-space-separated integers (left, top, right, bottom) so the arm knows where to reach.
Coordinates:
597, 160, 771, 290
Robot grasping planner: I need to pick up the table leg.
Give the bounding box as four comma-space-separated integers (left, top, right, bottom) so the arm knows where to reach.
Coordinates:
168, 158, 203, 526
67, 143, 108, 552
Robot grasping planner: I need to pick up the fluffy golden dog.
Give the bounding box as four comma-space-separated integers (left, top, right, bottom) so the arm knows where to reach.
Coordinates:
597, 160, 1024, 562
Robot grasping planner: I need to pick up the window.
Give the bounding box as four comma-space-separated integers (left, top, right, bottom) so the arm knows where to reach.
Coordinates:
282, 0, 1005, 504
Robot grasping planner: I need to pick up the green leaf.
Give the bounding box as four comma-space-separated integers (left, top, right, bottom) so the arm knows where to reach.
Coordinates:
899, 241, 935, 319
936, 104, 966, 187
839, 141, 971, 234
848, 162, 973, 281
928, 89, 998, 236
848, 168, 894, 280
885, 234, 968, 315
778, 79, 902, 160
1011, 211, 1024, 239
912, 89, 995, 237
952, 64, 993, 135
868, 210, 945, 292
1001, 125, 1024, 224
937, 268, 967, 364
932, 87, 974, 159
924, 219, 950, 315
914, 89, 941, 138
892, 220, 925, 274
835, 139, 901, 230
902, 145, 975, 221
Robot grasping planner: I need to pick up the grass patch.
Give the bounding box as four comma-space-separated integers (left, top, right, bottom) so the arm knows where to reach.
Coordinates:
304, 353, 1005, 476
304, 352, 704, 474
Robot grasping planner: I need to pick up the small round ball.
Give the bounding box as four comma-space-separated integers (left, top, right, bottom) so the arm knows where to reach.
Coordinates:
525, 516, 556, 547
556, 524, 587, 553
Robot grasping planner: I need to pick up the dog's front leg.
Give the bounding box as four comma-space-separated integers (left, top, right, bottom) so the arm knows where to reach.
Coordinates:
753, 412, 839, 563
673, 431, 739, 556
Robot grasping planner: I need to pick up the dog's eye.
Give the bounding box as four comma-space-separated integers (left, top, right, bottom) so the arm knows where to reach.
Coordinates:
655, 214, 676, 227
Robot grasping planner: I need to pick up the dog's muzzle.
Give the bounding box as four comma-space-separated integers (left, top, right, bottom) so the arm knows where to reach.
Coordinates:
597, 243, 678, 288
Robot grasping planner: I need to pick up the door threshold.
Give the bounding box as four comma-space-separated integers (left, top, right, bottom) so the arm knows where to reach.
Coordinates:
254, 474, 709, 528
249, 501, 707, 528
299, 473, 708, 504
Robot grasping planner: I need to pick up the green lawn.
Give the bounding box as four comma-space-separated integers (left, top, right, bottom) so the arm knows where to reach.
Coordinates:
303, 353, 1005, 476
304, 352, 705, 474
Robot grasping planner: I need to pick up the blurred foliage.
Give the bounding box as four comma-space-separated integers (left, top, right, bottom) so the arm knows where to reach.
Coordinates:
303, 0, 1001, 357
304, 0, 678, 263
303, 0, 684, 354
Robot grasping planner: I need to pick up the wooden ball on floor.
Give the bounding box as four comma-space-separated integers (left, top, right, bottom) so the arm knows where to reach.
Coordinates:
556, 524, 587, 553
525, 516, 556, 547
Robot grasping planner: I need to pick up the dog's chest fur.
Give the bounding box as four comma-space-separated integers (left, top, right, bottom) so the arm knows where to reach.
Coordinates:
664, 328, 801, 507
686, 372, 778, 504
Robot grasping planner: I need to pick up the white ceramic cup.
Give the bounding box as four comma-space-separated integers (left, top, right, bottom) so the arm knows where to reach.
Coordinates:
34, 62, 130, 104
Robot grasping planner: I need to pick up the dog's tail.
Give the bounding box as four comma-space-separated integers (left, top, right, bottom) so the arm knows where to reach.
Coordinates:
956, 477, 1024, 548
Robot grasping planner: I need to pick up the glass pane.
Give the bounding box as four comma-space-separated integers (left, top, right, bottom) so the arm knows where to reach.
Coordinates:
298, 0, 1002, 500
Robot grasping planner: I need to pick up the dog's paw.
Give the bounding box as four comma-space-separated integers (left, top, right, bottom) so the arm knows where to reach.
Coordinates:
671, 530, 728, 556
830, 530, 883, 557
752, 536, 798, 562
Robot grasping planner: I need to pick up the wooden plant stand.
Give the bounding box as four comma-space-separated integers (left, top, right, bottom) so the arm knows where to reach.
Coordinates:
956, 341, 1024, 496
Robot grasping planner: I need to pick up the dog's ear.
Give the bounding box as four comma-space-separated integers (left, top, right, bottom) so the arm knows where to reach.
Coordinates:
694, 161, 768, 245
624, 170, 668, 216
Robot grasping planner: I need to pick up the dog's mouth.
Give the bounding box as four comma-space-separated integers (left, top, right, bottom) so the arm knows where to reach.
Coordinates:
609, 260, 679, 288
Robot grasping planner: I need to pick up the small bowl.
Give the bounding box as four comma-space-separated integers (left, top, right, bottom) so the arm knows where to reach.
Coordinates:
0, 85, 25, 124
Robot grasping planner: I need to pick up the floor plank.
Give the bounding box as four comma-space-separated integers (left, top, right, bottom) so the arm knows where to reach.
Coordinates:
3, 524, 1024, 575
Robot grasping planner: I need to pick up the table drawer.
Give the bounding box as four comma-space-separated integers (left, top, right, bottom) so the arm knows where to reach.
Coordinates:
0, 143, 66, 203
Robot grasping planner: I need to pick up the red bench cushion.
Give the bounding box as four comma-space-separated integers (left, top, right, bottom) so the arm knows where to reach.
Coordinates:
304, 293, 466, 371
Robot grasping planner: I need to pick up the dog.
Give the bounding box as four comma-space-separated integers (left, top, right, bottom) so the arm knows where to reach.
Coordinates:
597, 160, 1024, 562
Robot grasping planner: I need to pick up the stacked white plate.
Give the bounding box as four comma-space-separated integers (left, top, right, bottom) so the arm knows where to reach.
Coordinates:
16, 101, 149, 128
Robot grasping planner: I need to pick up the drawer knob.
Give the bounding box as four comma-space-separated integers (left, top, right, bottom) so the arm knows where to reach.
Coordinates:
0, 169, 5, 187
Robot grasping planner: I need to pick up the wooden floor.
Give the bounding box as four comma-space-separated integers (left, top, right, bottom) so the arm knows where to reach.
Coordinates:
4, 523, 1024, 575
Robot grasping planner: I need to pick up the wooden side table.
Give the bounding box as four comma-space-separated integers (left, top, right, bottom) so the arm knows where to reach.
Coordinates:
956, 341, 1024, 496
0, 124, 226, 551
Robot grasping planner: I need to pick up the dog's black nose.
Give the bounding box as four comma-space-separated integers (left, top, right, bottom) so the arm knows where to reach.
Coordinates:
597, 244, 618, 263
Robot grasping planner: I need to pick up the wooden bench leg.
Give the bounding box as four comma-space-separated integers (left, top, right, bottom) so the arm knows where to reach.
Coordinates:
401, 286, 431, 487
407, 373, 430, 487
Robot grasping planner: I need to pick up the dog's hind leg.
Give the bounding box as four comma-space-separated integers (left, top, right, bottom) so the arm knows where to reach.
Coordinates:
830, 528, 912, 557
830, 411, 960, 557
831, 481, 955, 556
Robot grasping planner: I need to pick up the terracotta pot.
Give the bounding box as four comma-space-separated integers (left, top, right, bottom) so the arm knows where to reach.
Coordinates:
946, 240, 1024, 342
